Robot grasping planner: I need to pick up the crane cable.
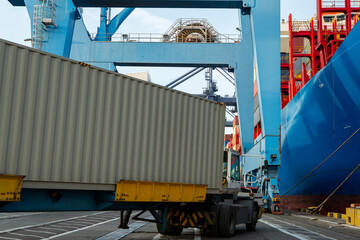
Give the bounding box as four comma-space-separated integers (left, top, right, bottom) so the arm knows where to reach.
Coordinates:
281, 127, 360, 199
311, 161, 360, 214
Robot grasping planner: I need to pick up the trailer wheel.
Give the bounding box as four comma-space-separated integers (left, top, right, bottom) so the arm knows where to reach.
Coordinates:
207, 204, 222, 237
219, 205, 236, 237
156, 211, 183, 236
246, 205, 257, 231
156, 223, 183, 236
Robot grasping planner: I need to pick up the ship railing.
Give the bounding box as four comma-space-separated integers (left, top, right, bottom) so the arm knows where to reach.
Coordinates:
90, 33, 240, 43
322, 0, 360, 8
292, 20, 318, 32
322, 0, 346, 8
351, 0, 360, 8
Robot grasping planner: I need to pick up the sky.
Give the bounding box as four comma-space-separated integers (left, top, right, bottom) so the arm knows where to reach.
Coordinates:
0, 0, 317, 126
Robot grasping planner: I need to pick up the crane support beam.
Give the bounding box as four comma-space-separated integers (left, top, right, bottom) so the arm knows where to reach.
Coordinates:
9, 0, 253, 8
72, 42, 240, 67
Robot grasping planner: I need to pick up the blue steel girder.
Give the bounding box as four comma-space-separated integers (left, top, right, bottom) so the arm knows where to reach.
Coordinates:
23, 0, 78, 58
74, 42, 239, 67
241, 0, 280, 175
9, 0, 253, 8
251, 0, 281, 139
94, 7, 135, 41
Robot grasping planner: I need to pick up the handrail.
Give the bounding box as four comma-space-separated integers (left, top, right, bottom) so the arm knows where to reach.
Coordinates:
90, 32, 240, 43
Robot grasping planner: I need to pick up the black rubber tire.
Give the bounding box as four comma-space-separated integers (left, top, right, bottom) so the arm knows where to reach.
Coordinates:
219, 205, 236, 237
246, 205, 258, 231
207, 204, 222, 237
156, 211, 183, 236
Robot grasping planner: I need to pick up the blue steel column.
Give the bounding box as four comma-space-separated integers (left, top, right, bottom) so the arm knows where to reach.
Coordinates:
94, 7, 135, 41
251, 0, 281, 147
24, 0, 77, 57
70, 12, 119, 71
233, 10, 254, 154
248, 0, 281, 211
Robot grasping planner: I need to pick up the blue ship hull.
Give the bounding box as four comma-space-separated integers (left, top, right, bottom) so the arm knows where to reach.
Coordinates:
280, 23, 360, 213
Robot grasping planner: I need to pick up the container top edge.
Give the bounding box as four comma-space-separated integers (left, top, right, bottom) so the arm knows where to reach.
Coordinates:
0, 38, 226, 106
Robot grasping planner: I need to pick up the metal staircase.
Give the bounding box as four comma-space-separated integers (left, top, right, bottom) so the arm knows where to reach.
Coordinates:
32, 0, 56, 50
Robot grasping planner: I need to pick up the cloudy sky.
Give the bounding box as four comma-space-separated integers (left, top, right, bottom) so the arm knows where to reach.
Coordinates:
0, 0, 316, 125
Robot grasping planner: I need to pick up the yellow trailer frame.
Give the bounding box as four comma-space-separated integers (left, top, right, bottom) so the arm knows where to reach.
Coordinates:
0, 174, 25, 201
115, 180, 207, 202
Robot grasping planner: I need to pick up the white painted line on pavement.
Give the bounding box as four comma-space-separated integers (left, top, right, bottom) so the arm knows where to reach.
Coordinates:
260, 219, 310, 240
294, 214, 360, 229
38, 227, 67, 232
194, 228, 201, 240
97, 221, 148, 240
24, 229, 56, 234
8, 232, 43, 238
152, 233, 162, 239
0, 213, 43, 220
260, 217, 336, 240
0, 236, 20, 240
0, 212, 106, 234
44, 217, 120, 240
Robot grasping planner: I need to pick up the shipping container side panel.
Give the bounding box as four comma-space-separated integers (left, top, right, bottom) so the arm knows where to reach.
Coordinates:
99, 73, 114, 184
72, 66, 89, 183
64, 64, 81, 183
132, 80, 145, 182
177, 93, 187, 183
186, 97, 193, 183
125, 78, 137, 182
172, 92, 182, 183
107, 75, 120, 183
139, 83, 152, 181
0, 42, 5, 172
31, 54, 51, 181
160, 88, 170, 183
215, 104, 225, 188
192, 97, 202, 184
154, 89, 164, 182
168, 91, 178, 183
116, 77, 129, 183
0, 44, 9, 172
91, 70, 106, 183
0, 39, 225, 190
40, 55, 58, 181
7, 47, 23, 174
0, 43, 10, 172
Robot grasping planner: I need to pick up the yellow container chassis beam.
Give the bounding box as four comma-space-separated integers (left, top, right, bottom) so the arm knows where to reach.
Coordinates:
115, 180, 207, 202
0, 174, 25, 201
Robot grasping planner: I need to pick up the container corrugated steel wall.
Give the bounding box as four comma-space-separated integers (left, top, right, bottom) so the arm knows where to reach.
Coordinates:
0, 39, 225, 190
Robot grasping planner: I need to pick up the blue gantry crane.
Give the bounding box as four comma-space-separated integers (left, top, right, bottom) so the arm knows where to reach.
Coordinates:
9, 0, 281, 212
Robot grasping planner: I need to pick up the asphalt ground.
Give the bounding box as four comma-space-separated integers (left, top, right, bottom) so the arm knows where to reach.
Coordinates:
0, 210, 359, 240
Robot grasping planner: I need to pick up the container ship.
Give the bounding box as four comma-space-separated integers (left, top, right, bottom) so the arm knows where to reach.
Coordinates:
279, 1, 360, 214
281, 24, 360, 214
